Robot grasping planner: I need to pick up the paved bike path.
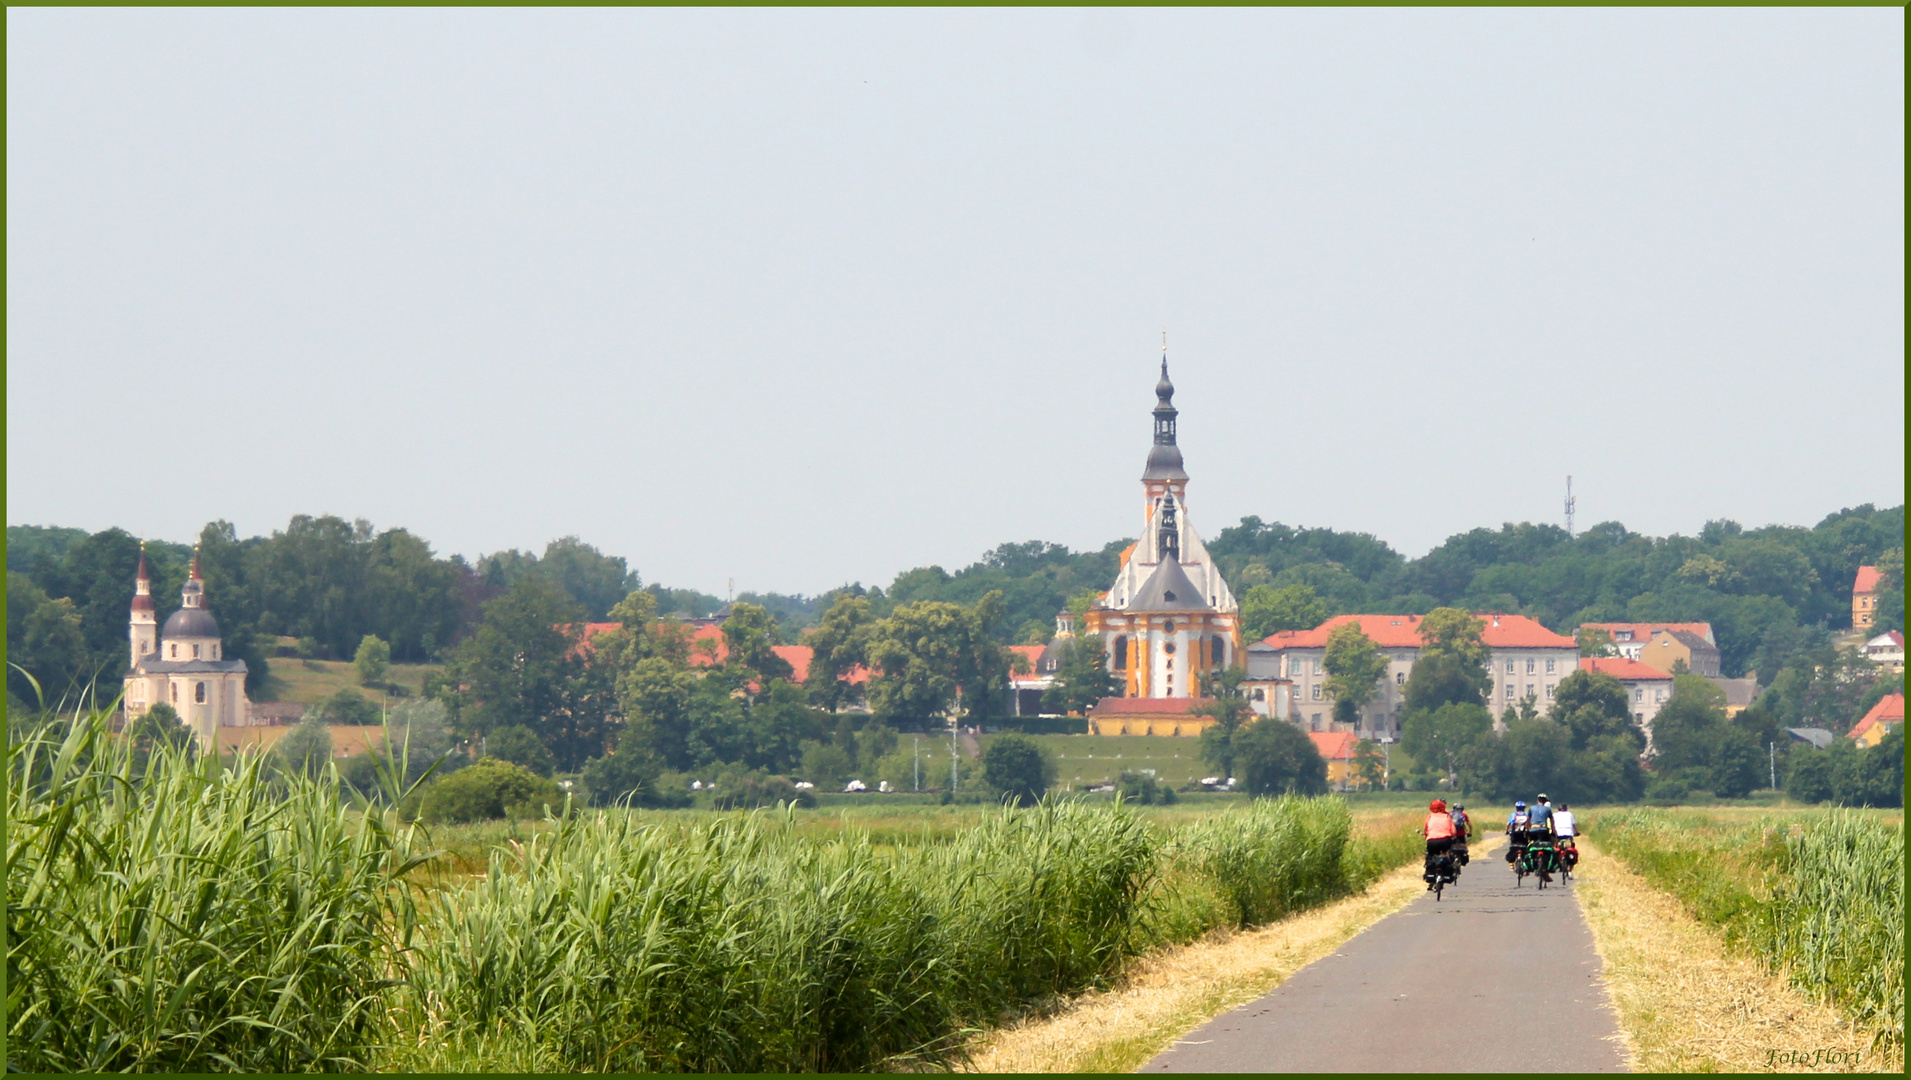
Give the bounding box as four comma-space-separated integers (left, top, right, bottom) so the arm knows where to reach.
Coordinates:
1145, 853, 1626, 1073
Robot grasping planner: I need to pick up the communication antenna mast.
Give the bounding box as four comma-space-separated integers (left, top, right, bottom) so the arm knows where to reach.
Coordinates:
1564, 476, 1577, 538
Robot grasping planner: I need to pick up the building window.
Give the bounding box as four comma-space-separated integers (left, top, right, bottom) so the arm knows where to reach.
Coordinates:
1545, 685, 1556, 700
1505, 659, 1516, 673
1313, 659, 1323, 675
1524, 659, 1535, 674
1289, 655, 1303, 677
170, 644, 178, 658
1211, 635, 1226, 668
1396, 671, 1406, 684
193, 643, 202, 658
1656, 688, 1667, 702
1113, 636, 1128, 670
195, 681, 206, 704
1634, 688, 1644, 701
213, 644, 220, 659
170, 682, 178, 703
1505, 685, 1515, 700
1311, 685, 1322, 700
1526, 684, 1535, 698
1545, 658, 1556, 674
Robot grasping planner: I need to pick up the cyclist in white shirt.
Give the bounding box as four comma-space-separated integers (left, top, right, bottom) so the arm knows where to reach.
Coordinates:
1553, 802, 1579, 874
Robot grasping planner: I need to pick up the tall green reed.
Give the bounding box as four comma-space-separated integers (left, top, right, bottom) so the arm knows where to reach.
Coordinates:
1168, 796, 1353, 928
399, 799, 1163, 1072
1592, 808, 1903, 1055
6, 706, 430, 1072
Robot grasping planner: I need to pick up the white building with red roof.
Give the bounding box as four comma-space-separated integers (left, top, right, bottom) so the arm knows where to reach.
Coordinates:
1579, 656, 1674, 737
1245, 612, 1578, 735
1861, 630, 1904, 670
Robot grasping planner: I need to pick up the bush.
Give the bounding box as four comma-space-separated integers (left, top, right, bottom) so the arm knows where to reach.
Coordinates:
981, 733, 1054, 806
354, 634, 391, 685
419, 757, 564, 824
485, 724, 554, 777
1115, 770, 1175, 805
708, 771, 816, 810
1234, 719, 1328, 797
275, 717, 333, 778
315, 687, 381, 726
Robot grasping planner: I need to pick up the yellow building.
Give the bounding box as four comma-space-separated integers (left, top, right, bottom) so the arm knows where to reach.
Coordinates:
1852, 565, 1883, 630
1849, 693, 1902, 748
1081, 356, 1242, 707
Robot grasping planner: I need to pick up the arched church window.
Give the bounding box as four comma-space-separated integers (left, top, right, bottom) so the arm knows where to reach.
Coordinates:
1113, 636, 1129, 670
1212, 635, 1226, 668
170, 644, 178, 658
193, 643, 202, 658
195, 682, 206, 704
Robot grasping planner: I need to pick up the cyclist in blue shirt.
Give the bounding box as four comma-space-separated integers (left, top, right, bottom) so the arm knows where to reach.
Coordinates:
1528, 794, 1555, 835
1504, 800, 1530, 864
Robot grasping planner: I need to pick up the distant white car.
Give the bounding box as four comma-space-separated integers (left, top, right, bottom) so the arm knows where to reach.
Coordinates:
793, 781, 815, 791
1200, 776, 1221, 787
691, 780, 703, 790
878, 780, 892, 793
845, 779, 867, 792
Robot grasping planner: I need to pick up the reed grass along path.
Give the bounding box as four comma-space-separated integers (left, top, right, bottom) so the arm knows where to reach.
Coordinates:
1144, 853, 1626, 1072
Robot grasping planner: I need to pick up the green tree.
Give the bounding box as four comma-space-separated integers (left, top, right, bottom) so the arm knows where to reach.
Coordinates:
1649, 675, 1728, 773
485, 724, 555, 777
1401, 702, 1492, 787
1194, 666, 1255, 780
1233, 719, 1329, 796
801, 740, 857, 789
580, 726, 680, 808
805, 594, 875, 711
419, 757, 563, 824
1711, 726, 1765, 798
720, 602, 794, 685
981, 733, 1054, 805
1239, 583, 1329, 642
316, 687, 381, 726
353, 634, 391, 685
5, 573, 91, 706
1323, 622, 1389, 725
1404, 608, 1491, 712
1042, 634, 1119, 715
1549, 669, 1645, 752
1576, 627, 1617, 657
863, 593, 1011, 728
1461, 715, 1568, 801
1872, 547, 1904, 633
1353, 739, 1386, 790
449, 576, 615, 770
276, 718, 333, 779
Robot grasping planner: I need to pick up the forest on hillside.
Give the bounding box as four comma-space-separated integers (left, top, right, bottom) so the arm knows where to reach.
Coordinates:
7, 504, 1903, 717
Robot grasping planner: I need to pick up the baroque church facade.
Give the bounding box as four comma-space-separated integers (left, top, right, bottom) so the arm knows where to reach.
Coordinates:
124, 546, 251, 750
1082, 359, 1242, 707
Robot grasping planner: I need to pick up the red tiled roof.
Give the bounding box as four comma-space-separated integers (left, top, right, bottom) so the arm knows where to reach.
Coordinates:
1850, 693, 1904, 740
1259, 613, 1574, 650
1308, 731, 1358, 760
1579, 657, 1674, 682
576, 622, 868, 685
1854, 565, 1884, 595
1088, 697, 1204, 716
1581, 622, 1717, 647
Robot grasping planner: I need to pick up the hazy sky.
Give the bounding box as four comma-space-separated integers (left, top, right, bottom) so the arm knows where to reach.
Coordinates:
8, 8, 1903, 596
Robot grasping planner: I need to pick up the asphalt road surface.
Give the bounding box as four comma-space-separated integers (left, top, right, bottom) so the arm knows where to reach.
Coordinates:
1145, 850, 1626, 1073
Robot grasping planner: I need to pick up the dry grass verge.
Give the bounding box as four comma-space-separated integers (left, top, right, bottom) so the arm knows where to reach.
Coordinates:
963, 836, 1492, 1073
1574, 836, 1900, 1074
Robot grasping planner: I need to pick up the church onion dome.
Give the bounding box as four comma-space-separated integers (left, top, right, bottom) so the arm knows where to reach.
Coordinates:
1127, 559, 1214, 613
163, 606, 221, 640
1143, 442, 1187, 481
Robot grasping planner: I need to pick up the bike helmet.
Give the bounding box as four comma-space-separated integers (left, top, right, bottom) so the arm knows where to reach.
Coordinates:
1429, 799, 1447, 812
1536, 793, 1549, 802
1514, 800, 1526, 809
1454, 804, 1464, 812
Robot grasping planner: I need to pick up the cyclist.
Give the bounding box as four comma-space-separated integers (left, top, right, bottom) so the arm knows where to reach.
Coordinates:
1505, 799, 1530, 864
1422, 798, 1457, 885
1529, 793, 1556, 837
1553, 801, 1578, 872
1449, 803, 1472, 866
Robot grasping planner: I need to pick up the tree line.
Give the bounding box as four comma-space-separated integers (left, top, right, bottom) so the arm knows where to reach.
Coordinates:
8, 502, 1901, 719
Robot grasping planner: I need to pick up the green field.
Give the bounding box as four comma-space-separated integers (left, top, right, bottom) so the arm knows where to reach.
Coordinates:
256, 657, 441, 705
990, 733, 1217, 787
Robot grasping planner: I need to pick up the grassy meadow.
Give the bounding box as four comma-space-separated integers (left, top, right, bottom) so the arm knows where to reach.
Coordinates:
257, 656, 441, 705
1583, 806, 1904, 1057
8, 710, 1424, 1073
990, 732, 1236, 788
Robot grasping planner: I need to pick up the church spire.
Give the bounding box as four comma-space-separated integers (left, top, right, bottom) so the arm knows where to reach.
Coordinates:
182, 545, 206, 610
1142, 348, 1188, 482
131, 542, 154, 614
